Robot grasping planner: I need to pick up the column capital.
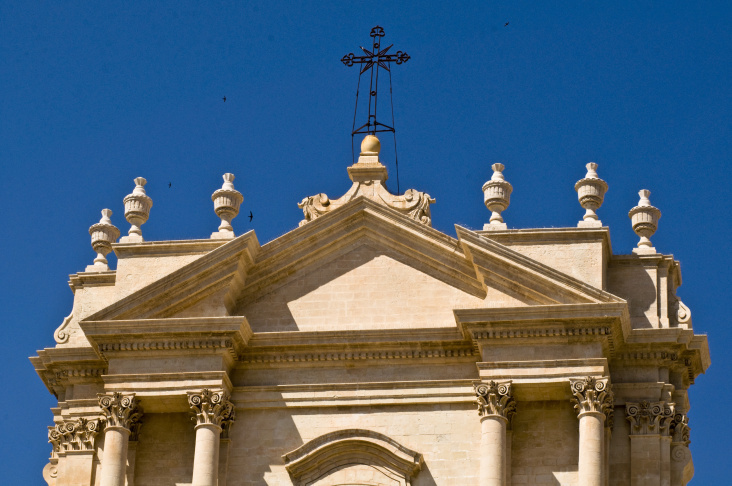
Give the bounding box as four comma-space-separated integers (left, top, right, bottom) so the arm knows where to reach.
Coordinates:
188, 389, 236, 438
48, 418, 103, 455
570, 376, 613, 422
98, 392, 143, 436
671, 411, 690, 445
474, 381, 516, 423
626, 400, 675, 436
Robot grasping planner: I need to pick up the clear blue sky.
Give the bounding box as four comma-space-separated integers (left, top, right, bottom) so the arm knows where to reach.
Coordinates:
2, 1, 730, 483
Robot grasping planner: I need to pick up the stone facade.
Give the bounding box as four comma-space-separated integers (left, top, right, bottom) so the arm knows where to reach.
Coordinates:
31, 137, 709, 485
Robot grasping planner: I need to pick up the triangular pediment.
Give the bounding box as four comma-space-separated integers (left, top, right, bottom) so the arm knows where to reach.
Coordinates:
83, 197, 622, 326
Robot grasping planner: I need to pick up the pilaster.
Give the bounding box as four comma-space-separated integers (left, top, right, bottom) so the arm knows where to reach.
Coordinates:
47, 418, 103, 486
670, 412, 693, 486
625, 400, 675, 486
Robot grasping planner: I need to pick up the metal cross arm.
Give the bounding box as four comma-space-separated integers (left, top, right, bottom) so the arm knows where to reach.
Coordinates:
341, 46, 411, 74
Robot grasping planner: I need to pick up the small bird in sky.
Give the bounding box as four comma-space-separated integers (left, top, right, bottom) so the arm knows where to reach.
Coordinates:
249, 211, 253, 222
168, 182, 172, 188
504, 22, 509, 27
222, 96, 227, 102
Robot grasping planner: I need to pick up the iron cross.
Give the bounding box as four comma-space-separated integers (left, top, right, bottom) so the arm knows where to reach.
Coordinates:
342, 26, 410, 136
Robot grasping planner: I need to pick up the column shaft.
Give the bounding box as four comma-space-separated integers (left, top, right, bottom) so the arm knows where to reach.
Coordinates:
191, 423, 222, 486
99, 426, 131, 486
578, 411, 605, 486
480, 415, 508, 486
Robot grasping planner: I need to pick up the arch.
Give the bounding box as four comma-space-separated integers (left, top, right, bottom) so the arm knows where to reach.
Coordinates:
282, 429, 423, 486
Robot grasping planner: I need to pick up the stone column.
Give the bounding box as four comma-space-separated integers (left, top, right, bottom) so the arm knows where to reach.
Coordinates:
626, 400, 674, 486
188, 389, 236, 486
47, 418, 103, 486
474, 381, 516, 486
570, 377, 613, 486
98, 393, 143, 486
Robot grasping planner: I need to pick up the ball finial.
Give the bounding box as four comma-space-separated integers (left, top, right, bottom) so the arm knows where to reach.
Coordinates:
360, 135, 381, 156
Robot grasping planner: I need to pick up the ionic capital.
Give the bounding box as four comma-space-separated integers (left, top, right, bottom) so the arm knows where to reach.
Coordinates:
671, 412, 690, 445
626, 400, 675, 436
98, 392, 143, 436
188, 389, 236, 437
48, 418, 103, 455
474, 381, 516, 423
570, 376, 613, 421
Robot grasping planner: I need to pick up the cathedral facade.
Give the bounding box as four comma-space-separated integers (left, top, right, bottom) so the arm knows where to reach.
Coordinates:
32, 135, 709, 486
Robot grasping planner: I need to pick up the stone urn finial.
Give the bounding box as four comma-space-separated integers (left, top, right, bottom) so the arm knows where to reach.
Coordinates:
574, 162, 608, 228
629, 189, 661, 254
482, 163, 513, 230
86, 209, 120, 272
120, 177, 153, 243
211, 173, 244, 239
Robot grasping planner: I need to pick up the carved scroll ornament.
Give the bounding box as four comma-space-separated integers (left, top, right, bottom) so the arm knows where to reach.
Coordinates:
188, 389, 236, 437
626, 400, 675, 436
98, 392, 143, 436
570, 376, 614, 424
474, 381, 516, 422
48, 418, 103, 454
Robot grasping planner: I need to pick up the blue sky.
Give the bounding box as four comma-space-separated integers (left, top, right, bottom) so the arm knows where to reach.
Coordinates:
1, 1, 730, 483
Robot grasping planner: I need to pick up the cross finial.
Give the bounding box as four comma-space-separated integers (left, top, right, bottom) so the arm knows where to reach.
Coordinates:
341, 26, 410, 137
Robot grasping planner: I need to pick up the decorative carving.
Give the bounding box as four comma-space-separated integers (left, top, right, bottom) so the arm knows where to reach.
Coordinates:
574, 162, 608, 228
53, 311, 73, 344
87, 209, 120, 271
48, 418, 103, 453
474, 381, 516, 422
482, 163, 513, 230
626, 400, 675, 436
570, 377, 613, 422
671, 412, 691, 445
298, 135, 435, 227
629, 189, 661, 253
473, 326, 611, 340
676, 300, 692, 328
211, 173, 244, 239
121, 177, 153, 242
98, 393, 143, 432
188, 389, 236, 436
241, 346, 475, 364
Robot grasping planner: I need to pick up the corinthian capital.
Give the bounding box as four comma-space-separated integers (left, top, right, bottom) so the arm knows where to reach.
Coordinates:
48, 418, 103, 454
98, 392, 143, 434
570, 376, 613, 421
626, 400, 675, 436
474, 381, 516, 422
671, 412, 690, 445
188, 389, 236, 436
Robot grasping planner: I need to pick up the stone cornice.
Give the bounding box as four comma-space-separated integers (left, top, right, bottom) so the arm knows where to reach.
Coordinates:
84, 231, 260, 321
232, 198, 484, 312
477, 227, 613, 261
31, 348, 107, 397
68, 271, 116, 293
80, 316, 252, 361
456, 225, 622, 305
112, 238, 228, 258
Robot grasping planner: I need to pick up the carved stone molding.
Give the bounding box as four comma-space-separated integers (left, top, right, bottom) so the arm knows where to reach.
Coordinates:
188, 389, 236, 437
48, 418, 103, 454
241, 346, 476, 364
626, 400, 675, 436
570, 377, 614, 422
671, 412, 691, 445
98, 392, 143, 435
472, 326, 611, 340
53, 311, 74, 344
474, 381, 516, 422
